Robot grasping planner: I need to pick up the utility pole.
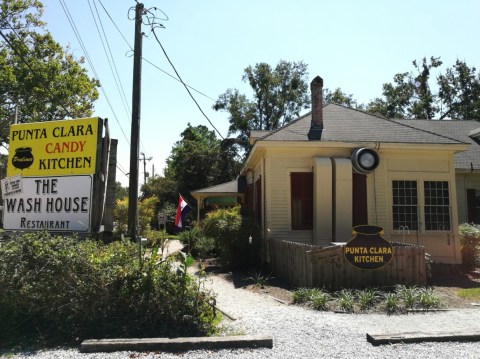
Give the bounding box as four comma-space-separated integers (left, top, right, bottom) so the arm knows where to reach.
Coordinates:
127, 2, 144, 240
140, 152, 152, 185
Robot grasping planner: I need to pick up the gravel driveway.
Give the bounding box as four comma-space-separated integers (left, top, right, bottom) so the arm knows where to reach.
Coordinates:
3, 271, 480, 359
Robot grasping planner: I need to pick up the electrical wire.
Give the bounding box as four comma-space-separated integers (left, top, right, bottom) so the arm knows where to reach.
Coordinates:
58, 0, 130, 145
151, 27, 225, 140
97, 0, 216, 102
89, 0, 131, 121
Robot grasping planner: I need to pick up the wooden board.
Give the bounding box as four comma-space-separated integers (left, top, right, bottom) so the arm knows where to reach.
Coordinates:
367, 331, 480, 346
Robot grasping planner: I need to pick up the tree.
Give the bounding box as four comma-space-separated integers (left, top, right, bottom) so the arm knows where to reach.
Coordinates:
366, 56, 480, 121
113, 196, 158, 236
0, 0, 100, 147
114, 181, 128, 201
437, 59, 480, 120
214, 60, 310, 152
323, 88, 364, 109
163, 124, 240, 202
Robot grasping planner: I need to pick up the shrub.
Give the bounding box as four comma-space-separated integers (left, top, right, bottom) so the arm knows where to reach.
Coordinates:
384, 292, 400, 314
310, 291, 331, 311
0, 231, 217, 348
179, 226, 215, 259
202, 206, 261, 269
113, 196, 159, 236
459, 223, 480, 271
356, 288, 379, 312
395, 285, 420, 310
292, 288, 314, 304
417, 287, 442, 310
244, 269, 272, 288
337, 289, 355, 313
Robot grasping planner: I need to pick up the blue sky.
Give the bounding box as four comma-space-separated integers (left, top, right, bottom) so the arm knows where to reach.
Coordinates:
41, 0, 480, 187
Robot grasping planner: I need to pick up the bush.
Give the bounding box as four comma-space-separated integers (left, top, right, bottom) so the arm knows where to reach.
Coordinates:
0, 232, 217, 348
179, 226, 215, 259
202, 206, 262, 270
459, 223, 480, 271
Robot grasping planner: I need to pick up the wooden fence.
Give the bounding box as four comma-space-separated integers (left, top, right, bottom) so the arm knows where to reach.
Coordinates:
269, 239, 426, 289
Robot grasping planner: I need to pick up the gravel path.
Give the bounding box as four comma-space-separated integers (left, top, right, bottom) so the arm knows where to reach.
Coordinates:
3, 271, 480, 359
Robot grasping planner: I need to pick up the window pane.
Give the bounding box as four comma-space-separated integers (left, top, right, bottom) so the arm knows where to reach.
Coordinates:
392, 180, 418, 230
424, 181, 450, 230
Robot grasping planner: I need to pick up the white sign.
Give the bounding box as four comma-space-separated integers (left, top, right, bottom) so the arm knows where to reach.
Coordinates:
2, 175, 92, 232
1, 175, 23, 197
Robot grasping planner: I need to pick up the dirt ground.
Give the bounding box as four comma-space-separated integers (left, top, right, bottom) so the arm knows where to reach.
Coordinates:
200, 259, 480, 310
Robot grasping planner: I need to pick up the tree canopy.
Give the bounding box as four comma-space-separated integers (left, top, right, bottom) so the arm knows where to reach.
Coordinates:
0, 0, 100, 147
213, 60, 310, 152
366, 57, 480, 120
143, 124, 241, 207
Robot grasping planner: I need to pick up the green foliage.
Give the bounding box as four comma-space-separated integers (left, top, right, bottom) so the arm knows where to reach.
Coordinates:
395, 285, 420, 310
292, 287, 314, 304
0, 232, 217, 348
114, 181, 128, 201
337, 289, 355, 313
417, 287, 442, 310
324, 88, 364, 110
0, 0, 99, 146
244, 269, 272, 288
459, 223, 480, 271
140, 176, 178, 225
310, 290, 331, 311
291, 286, 442, 314
214, 60, 309, 153
113, 196, 159, 236
201, 206, 261, 269
384, 292, 400, 314
456, 287, 480, 300
356, 288, 379, 312
179, 226, 215, 259
203, 206, 242, 268
366, 56, 480, 121
164, 124, 240, 204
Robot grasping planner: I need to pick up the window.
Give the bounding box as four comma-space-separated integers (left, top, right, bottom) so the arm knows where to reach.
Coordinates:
290, 172, 313, 230
392, 180, 451, 231
392, 180, 419, 230
424, 181, 450, 230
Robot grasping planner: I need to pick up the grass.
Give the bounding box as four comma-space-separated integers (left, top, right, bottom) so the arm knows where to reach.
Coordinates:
456, 287, 480, 300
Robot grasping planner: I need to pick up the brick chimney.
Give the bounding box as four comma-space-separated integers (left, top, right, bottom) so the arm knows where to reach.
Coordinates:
307, 76, 323, 140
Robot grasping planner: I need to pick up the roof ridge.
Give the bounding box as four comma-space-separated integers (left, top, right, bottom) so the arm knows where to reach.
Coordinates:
388, 118, 466, 144
323, 103, 465, 144
257, 110, 313, 140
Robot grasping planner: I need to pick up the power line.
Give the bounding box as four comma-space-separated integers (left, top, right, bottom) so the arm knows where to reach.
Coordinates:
89, 0, 131, 121
151, 27, 225, 140
58, 0, 130, 145
97, 0, 216, 102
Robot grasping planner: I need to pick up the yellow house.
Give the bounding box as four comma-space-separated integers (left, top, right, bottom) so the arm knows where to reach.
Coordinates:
193, 76, 480, 266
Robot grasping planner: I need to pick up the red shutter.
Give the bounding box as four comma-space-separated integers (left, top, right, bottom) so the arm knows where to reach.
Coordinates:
255, 177, 262, 224
352, 172, 368, 226
467, 189, 477, 223
291, 172, 313, 230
